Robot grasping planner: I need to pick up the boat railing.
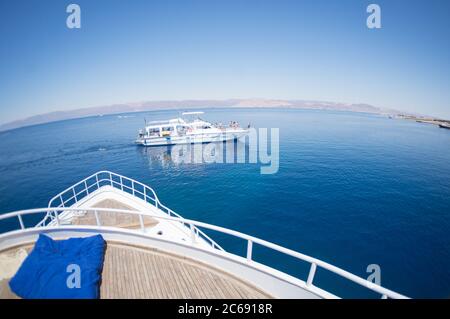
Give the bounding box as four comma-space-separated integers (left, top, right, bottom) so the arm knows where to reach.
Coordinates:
39, 171, 223, 251
0, 207, 408, 299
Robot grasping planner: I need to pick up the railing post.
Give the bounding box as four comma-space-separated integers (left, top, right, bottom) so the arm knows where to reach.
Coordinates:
139, 214, 145, 233
190, 224, 196, 243
109, 173, 113, 186
17, 214, 25, 230
94, 210, 101, 226
120, 176, 124, 191
54, 211, 60, 227
96, 174, 100, 188
132, 181, 135, 196
73, 188, 77, 202
307, 263, 317, 286
84, 181, 89, 194
246, 240, 253, 261
144, 187, 147, 202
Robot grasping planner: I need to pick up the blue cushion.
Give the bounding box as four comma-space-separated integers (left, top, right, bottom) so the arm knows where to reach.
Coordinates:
9, 234, 106, 299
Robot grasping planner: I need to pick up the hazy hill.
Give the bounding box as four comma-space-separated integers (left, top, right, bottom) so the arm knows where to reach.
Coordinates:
0, 99, 390, 132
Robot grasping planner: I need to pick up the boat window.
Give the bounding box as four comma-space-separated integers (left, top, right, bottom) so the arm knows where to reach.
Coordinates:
147, 128, 160, 136
177, 126, 187, 133
162, 126, 174, 131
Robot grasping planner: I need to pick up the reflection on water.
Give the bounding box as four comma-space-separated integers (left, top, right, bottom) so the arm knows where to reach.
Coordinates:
138, 140, 249, 169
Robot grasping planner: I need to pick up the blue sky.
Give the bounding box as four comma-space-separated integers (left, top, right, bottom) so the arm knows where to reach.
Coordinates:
0, 0, 449, 123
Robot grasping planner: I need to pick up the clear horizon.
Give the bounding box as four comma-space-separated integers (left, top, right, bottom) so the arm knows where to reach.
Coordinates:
1, 0, 449, 123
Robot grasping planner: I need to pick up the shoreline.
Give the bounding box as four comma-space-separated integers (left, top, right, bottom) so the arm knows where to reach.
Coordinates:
394, 114, 450, 130
1, 105, 449, 134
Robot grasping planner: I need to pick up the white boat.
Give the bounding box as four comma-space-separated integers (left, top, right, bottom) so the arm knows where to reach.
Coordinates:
136, 112, 249, 146
0, 171, 408, 299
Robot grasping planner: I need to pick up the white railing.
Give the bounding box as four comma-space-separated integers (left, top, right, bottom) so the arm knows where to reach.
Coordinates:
0, 207, 409, 299
38, 171, 223, 251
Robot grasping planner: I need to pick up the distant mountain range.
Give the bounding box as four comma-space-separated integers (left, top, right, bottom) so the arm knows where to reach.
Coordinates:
0, 98, 415, 132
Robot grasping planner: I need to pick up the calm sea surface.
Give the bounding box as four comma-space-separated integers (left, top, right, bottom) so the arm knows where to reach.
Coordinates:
0, 108, 449, 298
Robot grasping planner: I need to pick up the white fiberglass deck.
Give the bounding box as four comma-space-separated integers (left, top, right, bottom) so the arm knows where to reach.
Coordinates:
51, 185, 215, 250
0, 171, 408, 299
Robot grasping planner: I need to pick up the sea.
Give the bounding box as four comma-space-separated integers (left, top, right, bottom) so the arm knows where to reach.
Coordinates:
0, 108, 449, 298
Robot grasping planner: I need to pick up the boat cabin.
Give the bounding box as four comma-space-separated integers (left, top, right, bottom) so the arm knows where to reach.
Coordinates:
139, 119, 190, 138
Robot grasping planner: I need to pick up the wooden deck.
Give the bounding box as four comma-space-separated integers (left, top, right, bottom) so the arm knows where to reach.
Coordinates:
72, 199, 159, 229
0, 242, 271, 299
101, 243, 271, 299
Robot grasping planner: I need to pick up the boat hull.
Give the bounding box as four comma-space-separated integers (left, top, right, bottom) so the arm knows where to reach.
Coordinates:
136, 130, 249, 147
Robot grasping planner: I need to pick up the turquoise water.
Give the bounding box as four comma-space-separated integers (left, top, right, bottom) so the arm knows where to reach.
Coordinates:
0, 108, 449, 298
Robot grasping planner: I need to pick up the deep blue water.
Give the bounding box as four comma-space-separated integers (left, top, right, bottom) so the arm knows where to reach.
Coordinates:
0, 108, 449, 298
